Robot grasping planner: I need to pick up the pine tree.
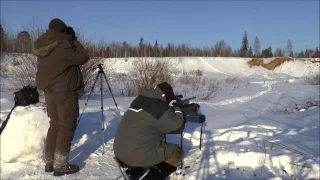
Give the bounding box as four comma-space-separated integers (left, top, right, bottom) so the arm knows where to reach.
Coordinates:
262, 48, 273, 58
268, 46, 273, 57
153, 40, 159, 57
166, 43, 172, 57
240, 31, 248, 57
154, 40, 158, 49
305, 50, 309, 58
261, 49, 267, 58
298, 50, 305, 58
139, 37, 144, 57
248, 46, 253, 57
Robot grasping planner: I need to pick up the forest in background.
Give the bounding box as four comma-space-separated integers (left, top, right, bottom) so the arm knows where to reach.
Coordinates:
0, 19, 319, 59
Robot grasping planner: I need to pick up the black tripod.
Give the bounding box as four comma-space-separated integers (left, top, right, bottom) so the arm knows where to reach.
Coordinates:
77, 64, 121, 154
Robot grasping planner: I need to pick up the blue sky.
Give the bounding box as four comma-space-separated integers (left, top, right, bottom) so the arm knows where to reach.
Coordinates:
1, 1, 319, 52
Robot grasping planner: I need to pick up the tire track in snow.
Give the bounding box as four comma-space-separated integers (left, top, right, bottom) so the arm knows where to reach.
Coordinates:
198, 81, 273, 106
199, 57, 232, 76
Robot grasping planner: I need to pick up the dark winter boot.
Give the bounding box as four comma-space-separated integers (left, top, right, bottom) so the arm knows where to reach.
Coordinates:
153, 161, 177, 178
45, 163, 53, 173
125, 167, 145, 180
53, 164, 79, 176
143, 167, 165, 180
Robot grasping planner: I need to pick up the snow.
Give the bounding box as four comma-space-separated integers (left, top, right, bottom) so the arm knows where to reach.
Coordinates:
1, 55, 319, 180
1, 104, 49, 163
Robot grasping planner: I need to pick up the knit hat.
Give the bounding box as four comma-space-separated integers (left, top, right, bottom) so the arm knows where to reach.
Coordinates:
48, 18, 67, 32
157, 82, 174, 103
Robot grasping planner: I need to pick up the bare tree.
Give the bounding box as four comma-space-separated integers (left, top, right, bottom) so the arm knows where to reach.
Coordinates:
8, 54, 38, 88
72, 30, 106, 93
129, 57, 178, 94
21, 18, 45, 45
225, 45, 233, 57
0, 24, 4, 52
1, 17, 309, 58
214, 40, 226, 57
123, 41, 129, 57
16, 31, 32, 53
253, 36, 261, 57
274, 48, 283, 57
0, 53, 10, 77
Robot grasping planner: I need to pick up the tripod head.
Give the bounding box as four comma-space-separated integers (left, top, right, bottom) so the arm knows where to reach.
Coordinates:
93, 64, 104, 71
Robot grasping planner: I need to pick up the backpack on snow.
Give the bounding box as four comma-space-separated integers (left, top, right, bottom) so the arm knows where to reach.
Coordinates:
0, 86, 40, 135
13, 85, 39, 107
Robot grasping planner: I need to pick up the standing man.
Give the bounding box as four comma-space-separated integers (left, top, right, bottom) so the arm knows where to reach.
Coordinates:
33, 18, 89, 176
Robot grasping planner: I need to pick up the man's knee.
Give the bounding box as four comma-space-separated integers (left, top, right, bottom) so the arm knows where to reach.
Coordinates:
164, 147, 184, 167
56, 93, 79, 134
173, 147, 184, 160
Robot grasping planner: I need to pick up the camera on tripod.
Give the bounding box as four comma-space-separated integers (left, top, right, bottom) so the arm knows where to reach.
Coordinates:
93, 64, 104, 71
78, 63, 121, 155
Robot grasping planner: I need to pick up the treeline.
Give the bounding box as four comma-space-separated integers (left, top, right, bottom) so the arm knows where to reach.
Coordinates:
1, 23, 319, 58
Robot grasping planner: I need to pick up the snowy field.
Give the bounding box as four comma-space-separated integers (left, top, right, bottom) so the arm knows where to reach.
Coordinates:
1, 56, 319, 180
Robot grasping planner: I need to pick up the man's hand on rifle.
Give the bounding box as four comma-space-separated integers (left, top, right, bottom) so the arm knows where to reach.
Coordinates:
181, 103, 199, 115
172, 101, 186, 108
172, 102, 199, 115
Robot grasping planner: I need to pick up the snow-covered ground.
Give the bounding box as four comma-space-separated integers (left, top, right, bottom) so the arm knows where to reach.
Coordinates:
1, 56, 319, 180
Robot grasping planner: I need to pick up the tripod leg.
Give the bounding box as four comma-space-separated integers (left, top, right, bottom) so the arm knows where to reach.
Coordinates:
78, 71, 100, 124
102, 71, 122, 117
200, 122, 203, 150
180, 132, 184, 171
100, 71, 105, 154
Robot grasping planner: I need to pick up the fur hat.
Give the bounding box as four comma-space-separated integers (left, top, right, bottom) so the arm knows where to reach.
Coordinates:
48, 18, 67, 32
157, 82, 174, 103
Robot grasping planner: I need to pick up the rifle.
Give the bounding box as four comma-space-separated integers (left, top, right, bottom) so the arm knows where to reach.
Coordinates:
172, 95, 197, 107
167, 94, 206, 172
168, 95, 206, 148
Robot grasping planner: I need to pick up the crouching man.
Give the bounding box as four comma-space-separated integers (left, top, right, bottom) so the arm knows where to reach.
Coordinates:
113, 82, 185, 179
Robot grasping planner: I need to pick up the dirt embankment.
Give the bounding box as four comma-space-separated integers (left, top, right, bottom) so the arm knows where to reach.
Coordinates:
247, 57, 319, 70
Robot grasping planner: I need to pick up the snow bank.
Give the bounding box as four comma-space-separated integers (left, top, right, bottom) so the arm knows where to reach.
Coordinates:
101, 57, 319, 78
274, 60, 320, 77
0, 104, 49, 163
2, 53, 318, 79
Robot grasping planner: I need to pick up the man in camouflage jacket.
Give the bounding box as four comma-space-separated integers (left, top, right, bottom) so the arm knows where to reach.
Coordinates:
114, 82, 186, 179
33, 18, 89, 176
